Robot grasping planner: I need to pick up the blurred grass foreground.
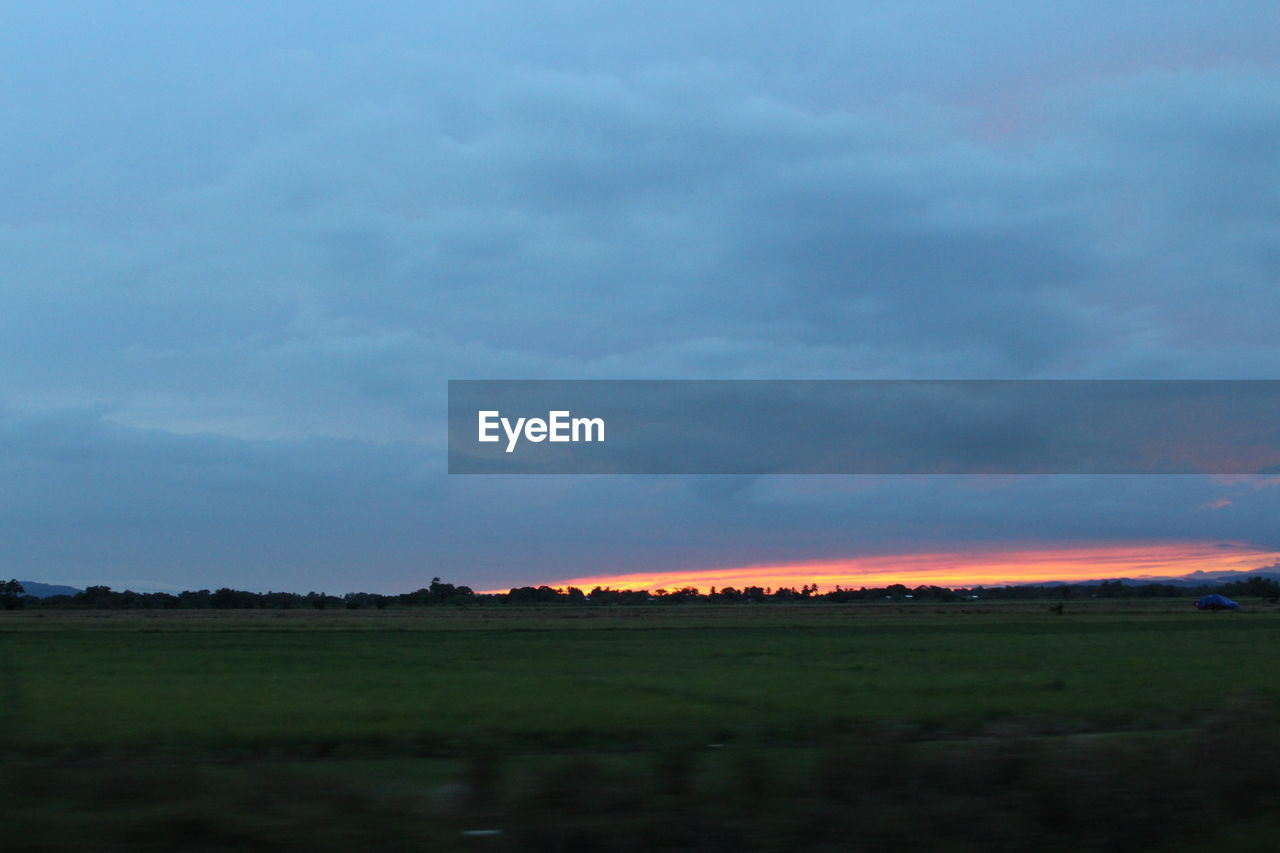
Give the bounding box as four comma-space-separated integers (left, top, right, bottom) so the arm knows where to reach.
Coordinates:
4, 601, 1280, 851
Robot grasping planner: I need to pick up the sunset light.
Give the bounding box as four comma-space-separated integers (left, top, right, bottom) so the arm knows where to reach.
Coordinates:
533, 542, 1280, 594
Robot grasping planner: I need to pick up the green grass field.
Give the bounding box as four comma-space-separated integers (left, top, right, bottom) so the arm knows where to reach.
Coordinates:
4, 601, 1280, 850
5, 601, 1279, 751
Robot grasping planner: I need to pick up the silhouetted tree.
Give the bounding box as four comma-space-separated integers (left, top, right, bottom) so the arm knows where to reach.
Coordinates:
0, 579, 24, 610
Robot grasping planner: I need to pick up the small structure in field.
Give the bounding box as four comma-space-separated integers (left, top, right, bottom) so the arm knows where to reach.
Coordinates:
1194, 594, 1239, 611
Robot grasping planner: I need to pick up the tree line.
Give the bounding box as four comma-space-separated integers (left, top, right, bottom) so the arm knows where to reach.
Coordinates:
3, 574, 1278, 610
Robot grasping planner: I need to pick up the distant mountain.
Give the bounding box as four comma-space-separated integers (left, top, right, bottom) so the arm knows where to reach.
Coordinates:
18, 581, 83, 598
1024, 567, 1280, 589
1161, 568, 1280, 587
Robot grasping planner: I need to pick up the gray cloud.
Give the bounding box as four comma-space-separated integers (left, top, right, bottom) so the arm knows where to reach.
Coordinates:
1, 3, 1279, 590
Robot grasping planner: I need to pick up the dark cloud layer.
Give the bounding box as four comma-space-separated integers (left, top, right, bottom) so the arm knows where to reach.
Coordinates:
2, 3, 1279, 591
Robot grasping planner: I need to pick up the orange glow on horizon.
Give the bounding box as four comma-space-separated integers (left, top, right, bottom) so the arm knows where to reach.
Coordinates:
485, 542, 1280, 594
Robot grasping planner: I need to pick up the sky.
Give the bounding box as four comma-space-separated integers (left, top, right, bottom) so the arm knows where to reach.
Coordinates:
2, 2, 1279, 593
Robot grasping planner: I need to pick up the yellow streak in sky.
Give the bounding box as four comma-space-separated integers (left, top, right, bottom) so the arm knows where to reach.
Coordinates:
510, 542, 1280, 594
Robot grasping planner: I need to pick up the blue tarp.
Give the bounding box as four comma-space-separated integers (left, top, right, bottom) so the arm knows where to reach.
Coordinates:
1194, 594, 1239, 610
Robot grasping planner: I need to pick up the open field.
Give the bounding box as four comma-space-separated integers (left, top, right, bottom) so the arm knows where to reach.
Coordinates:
4, 601, 1280, 850
5, 600, 1280, 751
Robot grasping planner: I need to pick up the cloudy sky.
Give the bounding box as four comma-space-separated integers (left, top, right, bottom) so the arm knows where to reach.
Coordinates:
3, 2, 1279, 593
